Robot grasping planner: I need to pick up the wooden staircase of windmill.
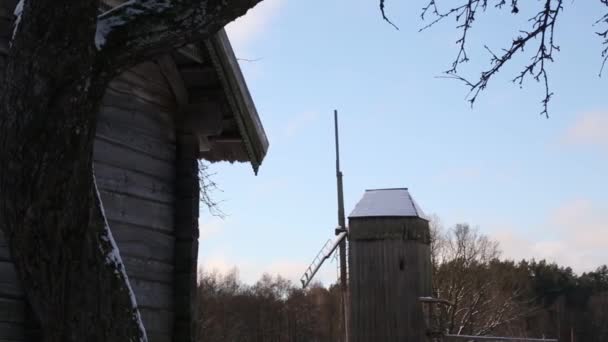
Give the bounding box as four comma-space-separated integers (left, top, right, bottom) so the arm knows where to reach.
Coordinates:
300, 231, 347, 288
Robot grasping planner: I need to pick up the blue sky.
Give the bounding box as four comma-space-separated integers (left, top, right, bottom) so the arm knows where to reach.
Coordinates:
199, 0, 608, 285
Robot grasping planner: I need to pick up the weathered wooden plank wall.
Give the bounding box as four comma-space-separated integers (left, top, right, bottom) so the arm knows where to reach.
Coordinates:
94, 63, 178, 342
0, 4, 204, 342
0, 9, 181, 339
0, 1, 26, 341
348, 218, 432, 342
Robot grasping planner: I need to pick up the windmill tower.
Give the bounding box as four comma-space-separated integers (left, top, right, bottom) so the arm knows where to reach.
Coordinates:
348, 188, 431, 341
300, 110, 349, 341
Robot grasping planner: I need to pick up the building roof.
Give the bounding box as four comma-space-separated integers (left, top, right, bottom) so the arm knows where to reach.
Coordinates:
199, 30, 268, 174
101, 0, 268, 174
349, 188, 428, 220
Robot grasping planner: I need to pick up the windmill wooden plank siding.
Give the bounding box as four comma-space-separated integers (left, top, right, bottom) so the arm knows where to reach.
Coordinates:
348, 189, 432, 342
0, 0, 268, 340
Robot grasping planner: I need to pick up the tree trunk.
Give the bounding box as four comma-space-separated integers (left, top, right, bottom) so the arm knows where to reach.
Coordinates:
0, 1, 146, 341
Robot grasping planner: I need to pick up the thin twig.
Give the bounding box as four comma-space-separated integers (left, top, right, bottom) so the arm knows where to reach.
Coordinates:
237, 57, 263, 62
418, 0, 563, 117
596, 0, 608, 76
379, 0, 400, 30
198, 161, 226, 218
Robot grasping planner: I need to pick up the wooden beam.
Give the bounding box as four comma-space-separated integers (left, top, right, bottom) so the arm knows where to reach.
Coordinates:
179, 65, 217, 87
157, 55, 189, 110
209, 137, 243, 144
198, 135, 211, 152
182, 101, 223, 136
177, 45, 204, 64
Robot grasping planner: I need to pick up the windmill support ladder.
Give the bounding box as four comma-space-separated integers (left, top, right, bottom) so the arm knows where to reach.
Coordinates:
300, 231, 347, 288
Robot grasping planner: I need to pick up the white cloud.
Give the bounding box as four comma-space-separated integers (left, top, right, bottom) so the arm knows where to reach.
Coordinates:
562, 111, 608, 151
550, 199, 608, 250
225, 0, 284, 53
492, 199, 608, 273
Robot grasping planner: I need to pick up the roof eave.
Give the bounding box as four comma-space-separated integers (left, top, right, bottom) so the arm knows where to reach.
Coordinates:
203, 29, 269, 174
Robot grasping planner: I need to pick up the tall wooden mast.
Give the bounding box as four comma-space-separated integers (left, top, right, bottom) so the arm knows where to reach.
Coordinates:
334, 110, 349, 342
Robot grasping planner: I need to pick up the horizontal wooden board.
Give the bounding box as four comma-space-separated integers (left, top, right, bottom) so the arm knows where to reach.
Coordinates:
127, 62, 175, 96
93, 139, 175, 182
110, 221, 174, 262
122, 256, 173, 284
100, 191, 174, 233
147, 333, 171, 342
129, 62, 164, 79
95, 121, 176, 162
0, 322, 23, 341
101, 87, 173, 118
0, 38, 7, 56
119, 68, 174, 101
94, 163, 175, 205
108, 75, 175, 111
130, 279, 173, 310
0, 232, 10, 261
0, 262, 21, 298
0, 248, 9, 262
180, 66, 218, 88
109, 220, 175, 264
99, 97, 175, 142
0, 298, 23, 323
139, 308, 173, 335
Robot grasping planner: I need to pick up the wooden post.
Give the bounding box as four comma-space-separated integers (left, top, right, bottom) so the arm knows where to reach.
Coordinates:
334, 110, 349, 342
173, 133, 200, 342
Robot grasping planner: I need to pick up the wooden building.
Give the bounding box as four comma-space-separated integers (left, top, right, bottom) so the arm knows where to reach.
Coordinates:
348, 188, 431, 342
0, 0, 268, 341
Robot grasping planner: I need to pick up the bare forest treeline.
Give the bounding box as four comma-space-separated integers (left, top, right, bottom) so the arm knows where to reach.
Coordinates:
196, 223, 608, 342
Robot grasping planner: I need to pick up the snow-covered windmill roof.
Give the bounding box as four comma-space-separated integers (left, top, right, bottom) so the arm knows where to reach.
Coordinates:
349, 188, 428, 220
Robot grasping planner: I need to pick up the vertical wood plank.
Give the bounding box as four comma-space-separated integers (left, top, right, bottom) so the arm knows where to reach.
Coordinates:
0, 4, 25, 341
172, 134, 199, 342
348, 218, 431, 342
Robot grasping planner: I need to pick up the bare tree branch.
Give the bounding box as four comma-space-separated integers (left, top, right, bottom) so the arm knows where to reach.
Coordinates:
379, 0, 400, 30
95, 0, 263, 73
419, 0, 563, 117
237, 57, 264, 62
597, 0, 608, 76
198, 161, 225, 218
